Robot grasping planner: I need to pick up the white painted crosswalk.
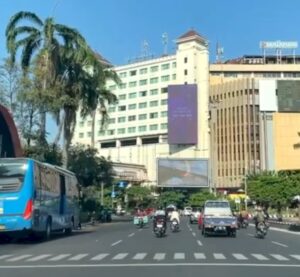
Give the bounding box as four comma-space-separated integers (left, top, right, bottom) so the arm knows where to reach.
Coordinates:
0, 252, 299, 264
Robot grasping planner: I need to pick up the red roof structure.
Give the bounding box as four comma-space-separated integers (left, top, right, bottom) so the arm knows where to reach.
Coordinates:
177, 29, 207, 45
0, 104, 22, 157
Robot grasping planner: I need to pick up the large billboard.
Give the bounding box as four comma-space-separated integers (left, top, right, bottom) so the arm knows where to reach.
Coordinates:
259, 80, 278, 111
157, 158, 209, 187
168, 84, 198, 144
277, 80, 300, 112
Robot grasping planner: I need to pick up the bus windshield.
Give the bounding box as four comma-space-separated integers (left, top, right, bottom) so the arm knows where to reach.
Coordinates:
0, 159, 27, 192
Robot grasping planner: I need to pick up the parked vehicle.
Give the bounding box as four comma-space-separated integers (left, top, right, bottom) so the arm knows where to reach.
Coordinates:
0, 158, 80, 240
201, 200, 237, 237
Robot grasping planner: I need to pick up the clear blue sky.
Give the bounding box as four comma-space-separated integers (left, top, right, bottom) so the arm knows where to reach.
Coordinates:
1, 0, 300, 140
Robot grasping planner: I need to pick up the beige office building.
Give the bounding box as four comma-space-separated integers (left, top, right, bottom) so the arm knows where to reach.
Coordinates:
209, 55, 300, 190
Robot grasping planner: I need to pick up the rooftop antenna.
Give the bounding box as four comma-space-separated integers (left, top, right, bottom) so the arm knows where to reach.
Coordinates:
162, 32, 168, 55
216, 42, 224, 63
141, 40, 149, 58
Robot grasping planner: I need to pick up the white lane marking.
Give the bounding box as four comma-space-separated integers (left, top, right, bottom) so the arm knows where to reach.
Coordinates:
194, 253, 206, 259
213, 253, 226, 260
0, 255, 13, 260
271, 241, 288, 248
69, 254, 89, 261
197, 240, 203, 246
270, 254, 289, 261
153, 253, 165, 261
48, 254, 71, 261
232, 253, 248, 260
174, 253, 185, 260
27, 254, 52, 262
128, 233, 135, 237
138, 229, 143, 232
0, 263, 300, 268
247, 233, 254, 237
112, 253, 128, 260
7, 254, 32, 262
90, 253, 109, 261
290, 255, 300, 261
132, 253, 147, 260
192, 232, 196, 237
111, 240, 122, 246
251, 254, 269, 261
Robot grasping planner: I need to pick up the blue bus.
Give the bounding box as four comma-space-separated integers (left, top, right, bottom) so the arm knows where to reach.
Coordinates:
0, 158, 80, 240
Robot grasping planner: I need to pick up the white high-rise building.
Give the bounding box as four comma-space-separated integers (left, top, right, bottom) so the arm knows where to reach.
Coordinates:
73, 30, 210, 185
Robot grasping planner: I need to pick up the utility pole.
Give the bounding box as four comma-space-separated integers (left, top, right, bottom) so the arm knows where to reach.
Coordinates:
101, 181, 104, 206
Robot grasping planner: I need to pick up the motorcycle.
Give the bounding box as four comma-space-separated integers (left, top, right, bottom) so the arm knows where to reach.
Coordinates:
154, 219, 166, 237
255, 222, 268, 239
170, 219, 179, 232
238, 218, 248, 229
134, 216, 144, 228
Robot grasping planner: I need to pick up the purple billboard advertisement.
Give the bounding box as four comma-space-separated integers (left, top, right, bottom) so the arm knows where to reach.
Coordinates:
168, 84, 198, 144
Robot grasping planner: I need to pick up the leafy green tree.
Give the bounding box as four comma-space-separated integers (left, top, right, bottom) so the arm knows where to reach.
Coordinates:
126, 186, 153, 208
188, 190, 217, 207
5, 11, 87, 144
157, 191, 185, 208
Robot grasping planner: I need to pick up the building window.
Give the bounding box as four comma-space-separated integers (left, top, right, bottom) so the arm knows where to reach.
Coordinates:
150, 89, 158, 95
79, 121, 84, 127
118, 116, 126, 123
172, 62, 177, 68
118, 105, 126, 111
150, 65, 158, 72
129, 70, 137, 76
129, 81, 137, 87
139, 102, 147, 108
139, 91, 147, 97
150, 124, 158, 131
150, 77, 158, 84
98, 130, 105, 136
117, 128, 126, 134
128, 115, 136, 121
119, 94, 126, 100
87, 132, 92, 137
161, 63, 170, 70
184, 69, 188, 75
161, 75, 170, 82
184, 57, 188, 63
119, 83, 126, 89
161, 111, 167, 117
107, 130, 114, 135
161, 99, 167, 105
108, 118, 115, 124
263, 72, 281, 78
128, 127, 136, 133
87, 120, 92, 126
139, 79, 147, 86
161, 87, 168, 94
139, 125, 147, 132
139, 68, 148, 74
128, 103, 137, 110
108, 106, 116, 112
150, 112, 158, 119
129, 92, 137, 99
109, 85, 116, 90
150, 100, 158, 107
119, 72, 127, 78
79, 132, 84, 138
172, 74, 176, 80
224, 72, 238, 78
161, 123, 167, 130
139, 114, 147, 120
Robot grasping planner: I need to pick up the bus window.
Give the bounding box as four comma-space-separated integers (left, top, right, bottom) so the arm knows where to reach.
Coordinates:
60, 175, 66, 215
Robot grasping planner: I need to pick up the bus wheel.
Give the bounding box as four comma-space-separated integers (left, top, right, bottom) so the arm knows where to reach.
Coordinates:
44, 220, 52, 241
65, 218, 74, 235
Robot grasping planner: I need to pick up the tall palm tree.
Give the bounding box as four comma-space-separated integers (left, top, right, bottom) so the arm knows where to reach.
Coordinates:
5, 11, 86, 144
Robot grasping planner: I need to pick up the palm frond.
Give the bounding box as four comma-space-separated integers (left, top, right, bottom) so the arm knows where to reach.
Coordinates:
20, 37, 42, 69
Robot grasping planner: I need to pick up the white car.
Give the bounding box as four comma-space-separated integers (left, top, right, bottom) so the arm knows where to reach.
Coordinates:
183, 207, 192, 216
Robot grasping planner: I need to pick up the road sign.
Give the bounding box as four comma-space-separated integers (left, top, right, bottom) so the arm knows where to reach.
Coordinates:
118, 181, 128, 188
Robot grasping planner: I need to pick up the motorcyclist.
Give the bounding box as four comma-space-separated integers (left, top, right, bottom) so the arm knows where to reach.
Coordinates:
238, 209, 248, 225
170, 208, 180, 224
254, 206, 267, 229
153, 206, 167, 231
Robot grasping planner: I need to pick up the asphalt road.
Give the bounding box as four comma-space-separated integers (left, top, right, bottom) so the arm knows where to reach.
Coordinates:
0, 217, 300, 277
